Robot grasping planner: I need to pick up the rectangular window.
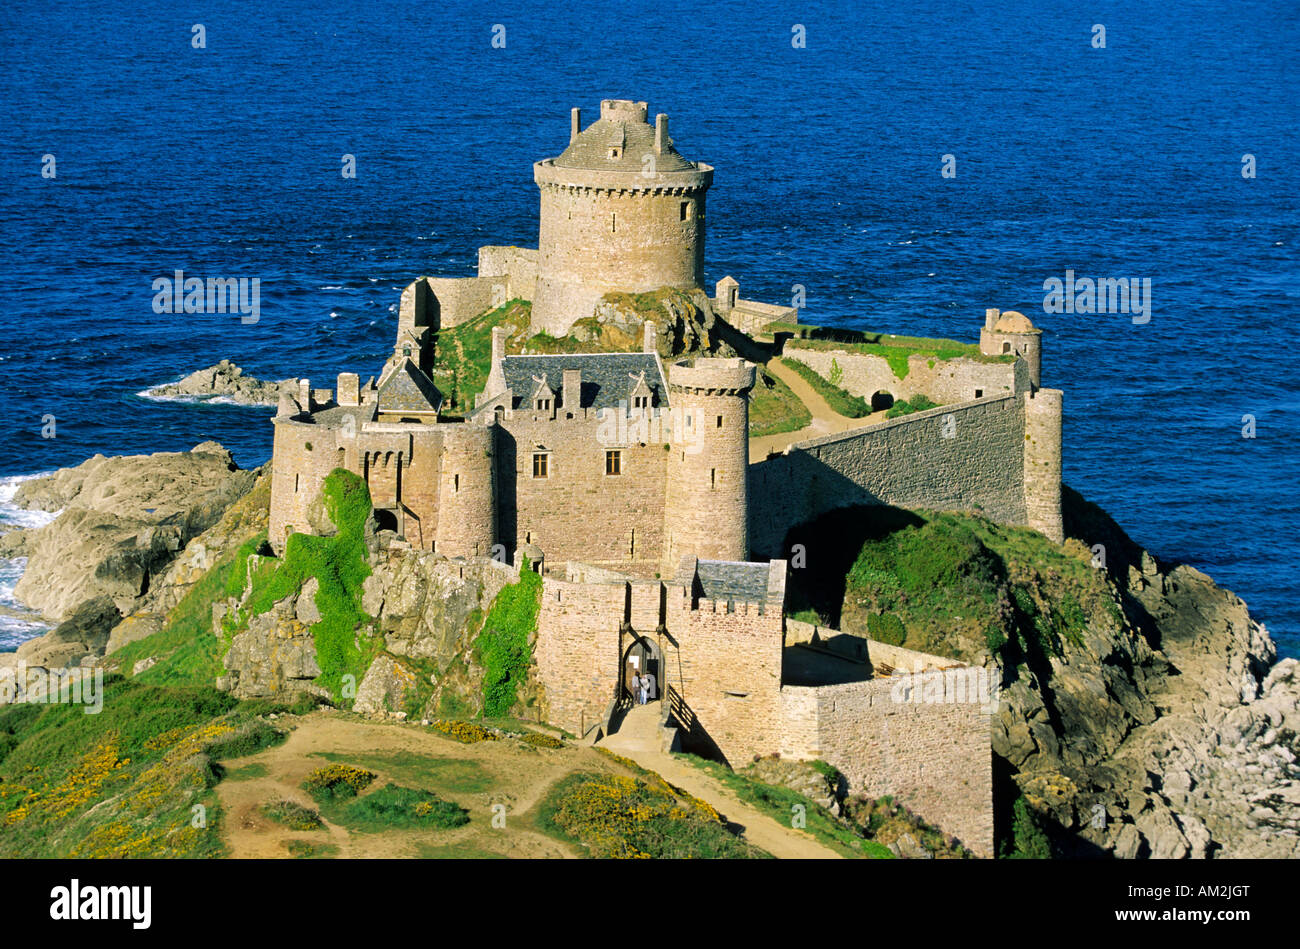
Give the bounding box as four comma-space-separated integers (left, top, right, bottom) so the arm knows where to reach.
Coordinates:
716, 415, 723, 428
975, 389, 983, 399
532, 453, 549, 478
680, 201, 691, 221
606, 450, 622, 476
710, 468, 716, 489
611, 212, 617, 232
453, 474, 460, 492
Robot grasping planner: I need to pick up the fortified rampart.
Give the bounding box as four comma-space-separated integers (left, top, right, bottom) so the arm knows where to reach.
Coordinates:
782, 346, 1029, 407
750, 393, 1048, 557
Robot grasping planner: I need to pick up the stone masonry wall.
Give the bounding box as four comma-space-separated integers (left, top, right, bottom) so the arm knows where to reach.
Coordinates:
781, 678, 994, 856
534, 576, 626, 737
749, 394, 1028, 558
662, 589, 785, 766
783, 346, 1027, 406
497, 408, 669, 573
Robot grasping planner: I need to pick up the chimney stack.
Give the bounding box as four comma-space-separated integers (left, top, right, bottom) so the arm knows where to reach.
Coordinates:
298, 378, 312, 412
570, 107, 581, 144
490, 326, 506, 369
643, 320, 658, 353
985, 308, 1000, 331
655, 113, 668, 154
562, 369, 581, 411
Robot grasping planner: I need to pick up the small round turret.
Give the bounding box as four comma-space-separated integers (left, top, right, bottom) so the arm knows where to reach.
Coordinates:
662, 358, 755, 572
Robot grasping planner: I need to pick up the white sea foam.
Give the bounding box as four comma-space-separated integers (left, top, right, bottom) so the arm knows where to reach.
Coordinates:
0, 473, 57, 649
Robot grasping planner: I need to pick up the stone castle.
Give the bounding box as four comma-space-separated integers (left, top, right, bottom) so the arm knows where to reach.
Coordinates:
267, 99, 1068, 855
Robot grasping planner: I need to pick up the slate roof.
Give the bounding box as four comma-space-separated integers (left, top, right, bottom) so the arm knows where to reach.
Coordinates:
377, 359, 442, 414
552, 116, 698, 174
501, 353, 667, 411
694, 560, 772, 604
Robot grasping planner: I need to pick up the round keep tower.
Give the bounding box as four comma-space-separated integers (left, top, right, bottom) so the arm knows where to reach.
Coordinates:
532, 99, 714, 337
435, 422, 496, 559
662, 358, 755, 573
980, 308, 1043, 388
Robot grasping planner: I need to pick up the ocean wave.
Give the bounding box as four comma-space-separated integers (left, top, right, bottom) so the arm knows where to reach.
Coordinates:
136, 387, 273, 407
0, 474, 55, 650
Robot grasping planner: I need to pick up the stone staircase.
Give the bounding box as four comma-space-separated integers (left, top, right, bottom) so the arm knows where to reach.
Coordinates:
597, 702, 669, 755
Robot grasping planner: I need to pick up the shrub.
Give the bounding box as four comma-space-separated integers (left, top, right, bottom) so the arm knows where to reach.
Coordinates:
518, 731, 563, 749
885, 395, 941, 419
260, 800, 323, 831
302, 764, 375, 803
867, 612, 906, 646
430, 720, 499, 744
339, 783, 469, 831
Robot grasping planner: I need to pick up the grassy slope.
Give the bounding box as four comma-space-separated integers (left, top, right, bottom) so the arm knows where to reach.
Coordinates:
784, 504, 1121, 668
774, 322, 1015, 380
749, 364, 812, 437
779, 356, 872, 417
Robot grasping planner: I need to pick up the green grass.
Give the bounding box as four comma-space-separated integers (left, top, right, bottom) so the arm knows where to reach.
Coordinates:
885, 394, 942, 419
784, 505, 1116, 665
310, 750, 495, 795
779, 357, 871, 417
222, 762, 269, 781
536, 770, 766, 859
779, 324, 1014, 379
475, 561, 542, 718
228, 469, 380, 703
675, 754, 892, 858
749, 366, 812, 437
329, 783, 470, 833
0, 677, 244, 857
431, 299, 531, 412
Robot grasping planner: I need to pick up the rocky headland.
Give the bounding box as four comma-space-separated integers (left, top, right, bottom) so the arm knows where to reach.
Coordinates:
147, 360, 293, 406
1, 444, 1295, 858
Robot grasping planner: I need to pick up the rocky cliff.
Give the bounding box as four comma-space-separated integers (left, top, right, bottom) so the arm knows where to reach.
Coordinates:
787, 489, 1298, 858
0, 443, 261, 673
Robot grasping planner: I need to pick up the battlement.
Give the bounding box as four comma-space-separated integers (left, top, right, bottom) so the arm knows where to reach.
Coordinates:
600, 99, 648, 123
667, 357, 756, 395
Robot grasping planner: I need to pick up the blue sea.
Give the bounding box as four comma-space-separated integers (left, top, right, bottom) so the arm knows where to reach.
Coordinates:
0, 0, 1295, 655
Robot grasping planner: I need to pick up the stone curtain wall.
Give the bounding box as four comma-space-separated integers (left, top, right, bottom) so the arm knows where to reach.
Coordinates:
477, 245, 538, 302
781, 678, 994, 856
499, 409, 669, 573
1023, 388, 1065, 543
749, 395, 1029, 558
663, 589, 786, 765
534, 576, 626, 737
782, 347, 1027, 406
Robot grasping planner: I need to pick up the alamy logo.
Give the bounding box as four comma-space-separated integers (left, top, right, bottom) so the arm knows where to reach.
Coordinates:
889, 664, 1001, 713
596, 401, 704, 453
49, 879, 151, 929
0, 661, 103, 713
1042, 269, 1151, 324
152, 269, 261, 324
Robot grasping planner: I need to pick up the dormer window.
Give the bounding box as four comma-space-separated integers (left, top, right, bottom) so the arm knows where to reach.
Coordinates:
633, 395, 649, 410
403, 345, 411, 357
536, 397, 551, 412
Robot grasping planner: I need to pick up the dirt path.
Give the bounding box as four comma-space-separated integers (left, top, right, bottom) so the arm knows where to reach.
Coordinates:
599, 705, 843, 859
216, 710, 593, 859
749, 358, 885, 462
